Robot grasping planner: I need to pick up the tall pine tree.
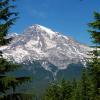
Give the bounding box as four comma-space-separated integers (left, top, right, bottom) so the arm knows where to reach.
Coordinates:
0, 0, 18, 45
80, 68, 94, 100
42, 80, 73, 100
0, 0, 34, 99
88, 12, 100, 100
60, 80, 72, 100
42, 82, 61, 100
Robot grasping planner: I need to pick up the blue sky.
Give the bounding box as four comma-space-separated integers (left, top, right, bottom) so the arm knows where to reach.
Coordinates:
10, 0, 100, 45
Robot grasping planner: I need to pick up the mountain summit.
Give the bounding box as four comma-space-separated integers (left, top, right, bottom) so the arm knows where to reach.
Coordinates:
0, 24, 90, 71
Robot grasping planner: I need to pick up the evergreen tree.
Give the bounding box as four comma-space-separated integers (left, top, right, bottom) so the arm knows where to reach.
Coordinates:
42, 80, 73, 100
42, 83, 61, 100
0, 0, 34, 99
74, 81, 82, 100
88, 12, 100, 45
70, 79, 80, 100
0, 0, 18, 45
88, 12, 100, 99
80, 68, 94, 100
60, 79, 72, 100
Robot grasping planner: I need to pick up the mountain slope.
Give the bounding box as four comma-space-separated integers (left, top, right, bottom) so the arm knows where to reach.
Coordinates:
0, 24, 90, 71
0, 24, 91, 95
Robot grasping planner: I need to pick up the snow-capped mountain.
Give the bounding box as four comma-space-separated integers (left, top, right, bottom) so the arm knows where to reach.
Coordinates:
0, 24, 90, 71
7, 32, 18, 38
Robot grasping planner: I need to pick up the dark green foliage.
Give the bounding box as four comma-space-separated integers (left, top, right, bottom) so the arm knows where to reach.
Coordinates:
0, 58, 20, 74
80, 68, 94, 100
0, 92, 35, 100
42, 80, 73, 100
61, 80, 72, 100
42, 70, 95, 100
88, 12, 100, 99
70, 79, 80, 100
0, 57, 33, 99
0, 0, 34, 99
0, 0, 18, 45
42, 83, 61, 100
88, 12, 100, 44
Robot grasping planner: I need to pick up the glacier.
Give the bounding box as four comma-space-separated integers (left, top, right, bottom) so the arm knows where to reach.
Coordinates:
0, 24, 91, 71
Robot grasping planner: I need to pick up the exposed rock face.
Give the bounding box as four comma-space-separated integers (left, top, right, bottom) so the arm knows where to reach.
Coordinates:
0, 24, 90, 71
